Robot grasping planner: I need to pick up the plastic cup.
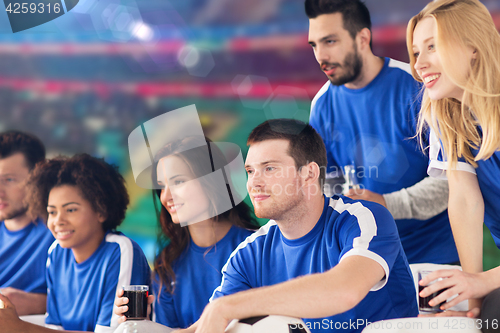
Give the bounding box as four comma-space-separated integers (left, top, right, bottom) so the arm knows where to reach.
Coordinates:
418, 270, 447, 313
123, 285, 149, 320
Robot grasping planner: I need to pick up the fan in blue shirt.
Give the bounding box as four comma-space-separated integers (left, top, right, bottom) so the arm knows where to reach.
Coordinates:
0, 130, 53, 316
0, 219, 54, 294
0, 154, 150, 333
306, 0, 457, 265
408, 0, 500, 326
188, 119, 417, 333
115, 136, 259, 329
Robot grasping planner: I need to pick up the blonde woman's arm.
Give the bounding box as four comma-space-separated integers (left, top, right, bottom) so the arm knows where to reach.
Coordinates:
419, 169, 493, 315
448, 169, 483, 270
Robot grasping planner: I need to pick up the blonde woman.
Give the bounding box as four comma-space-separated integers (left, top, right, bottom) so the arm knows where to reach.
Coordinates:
407, 0, 500, 329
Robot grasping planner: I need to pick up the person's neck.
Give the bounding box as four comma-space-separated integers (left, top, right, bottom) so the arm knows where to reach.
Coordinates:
276, 194, 325, 240
4, 213, 33, 232
344, 54, 385, 90
72, 229, 105, 264
188, 219, 233, 248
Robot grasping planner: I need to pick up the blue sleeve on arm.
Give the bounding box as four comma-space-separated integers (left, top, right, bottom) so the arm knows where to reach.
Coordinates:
336, 198, 401, 290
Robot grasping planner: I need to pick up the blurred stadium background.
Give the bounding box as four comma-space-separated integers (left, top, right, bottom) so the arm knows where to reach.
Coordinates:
1, 0, 499, 268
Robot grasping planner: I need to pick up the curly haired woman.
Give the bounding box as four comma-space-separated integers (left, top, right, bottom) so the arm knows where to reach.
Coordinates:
0, 153, 151, 333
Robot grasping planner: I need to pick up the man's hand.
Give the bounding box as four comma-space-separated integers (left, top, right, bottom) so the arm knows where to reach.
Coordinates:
194, 299, 231, 333
0, 287, 46, 316
345, 189, 387, 207
114, 288, 155, 324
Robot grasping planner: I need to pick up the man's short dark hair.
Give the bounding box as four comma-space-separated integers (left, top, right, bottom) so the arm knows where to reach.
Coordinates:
305, 0, 372, 45
0, 131, 45, 170
247, 119, 327, 185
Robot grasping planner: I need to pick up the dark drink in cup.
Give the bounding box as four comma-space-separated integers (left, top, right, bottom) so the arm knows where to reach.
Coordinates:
123, 285, 148, 320
418, 285, 446, 312
418, 270, 448, 313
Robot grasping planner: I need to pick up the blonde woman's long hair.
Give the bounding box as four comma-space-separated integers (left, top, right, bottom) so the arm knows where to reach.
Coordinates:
407, 0, 500, 167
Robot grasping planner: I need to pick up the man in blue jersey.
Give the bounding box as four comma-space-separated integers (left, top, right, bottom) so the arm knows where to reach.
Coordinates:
180, 119, 417, 333
0, 131, 54, 315
306, 0, 458, 264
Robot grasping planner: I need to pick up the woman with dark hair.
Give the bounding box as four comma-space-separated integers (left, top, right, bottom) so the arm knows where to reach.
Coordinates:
0, 154, 151, 333
116, 136, 258, 329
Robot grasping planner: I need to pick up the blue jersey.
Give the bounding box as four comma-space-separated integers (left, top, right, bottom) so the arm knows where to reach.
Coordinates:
211, 196, 418, 333
428, 129, 500, 249
45, 232, 151, 333
153, 226, 254, 329
0, 219, 54, 293
309, 57, 458, 265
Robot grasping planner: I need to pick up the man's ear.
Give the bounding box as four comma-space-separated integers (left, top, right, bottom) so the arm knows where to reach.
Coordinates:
357, 27, 371, 50
300, 162, 321, 187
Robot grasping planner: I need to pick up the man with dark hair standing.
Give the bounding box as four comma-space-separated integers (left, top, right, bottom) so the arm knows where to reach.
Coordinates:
179, 119, 417, 333
306, 0, 458, 265
0, 131, 54, 315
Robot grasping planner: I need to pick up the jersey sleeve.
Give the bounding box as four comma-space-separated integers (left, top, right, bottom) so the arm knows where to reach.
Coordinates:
153, 277, 180, 329
44, 244, 62, 327
428, 128, 476, 179
335, 198, 401, 291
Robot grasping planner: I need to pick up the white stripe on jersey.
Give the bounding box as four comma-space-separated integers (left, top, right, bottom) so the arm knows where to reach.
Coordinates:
310, 80, 330, 114
330, 197, 377, 250
46, 240, 59, 269
105, 234, 135, 329
388, 58, 412, 74
331, 197, 390, 291
45, 240, 59, 322
427, 129, 476, 179
209, 220, 276, 302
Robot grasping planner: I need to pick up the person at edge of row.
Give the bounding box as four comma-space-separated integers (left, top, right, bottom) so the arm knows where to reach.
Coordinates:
306, 0, 459, 265
0, 131, 55, 316
0, 153, 151, 332
115, 136, 259, 328
174, 119, 417, 333
409, 1, 500, 332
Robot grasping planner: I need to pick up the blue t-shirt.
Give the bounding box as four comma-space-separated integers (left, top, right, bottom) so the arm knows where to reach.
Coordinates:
309, 57, 458, 265
153, 226, 254, 329
45, 232, 151, 333
428, 129, 500, 248
211, 196, 418, 333
0, 219, 54, 293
